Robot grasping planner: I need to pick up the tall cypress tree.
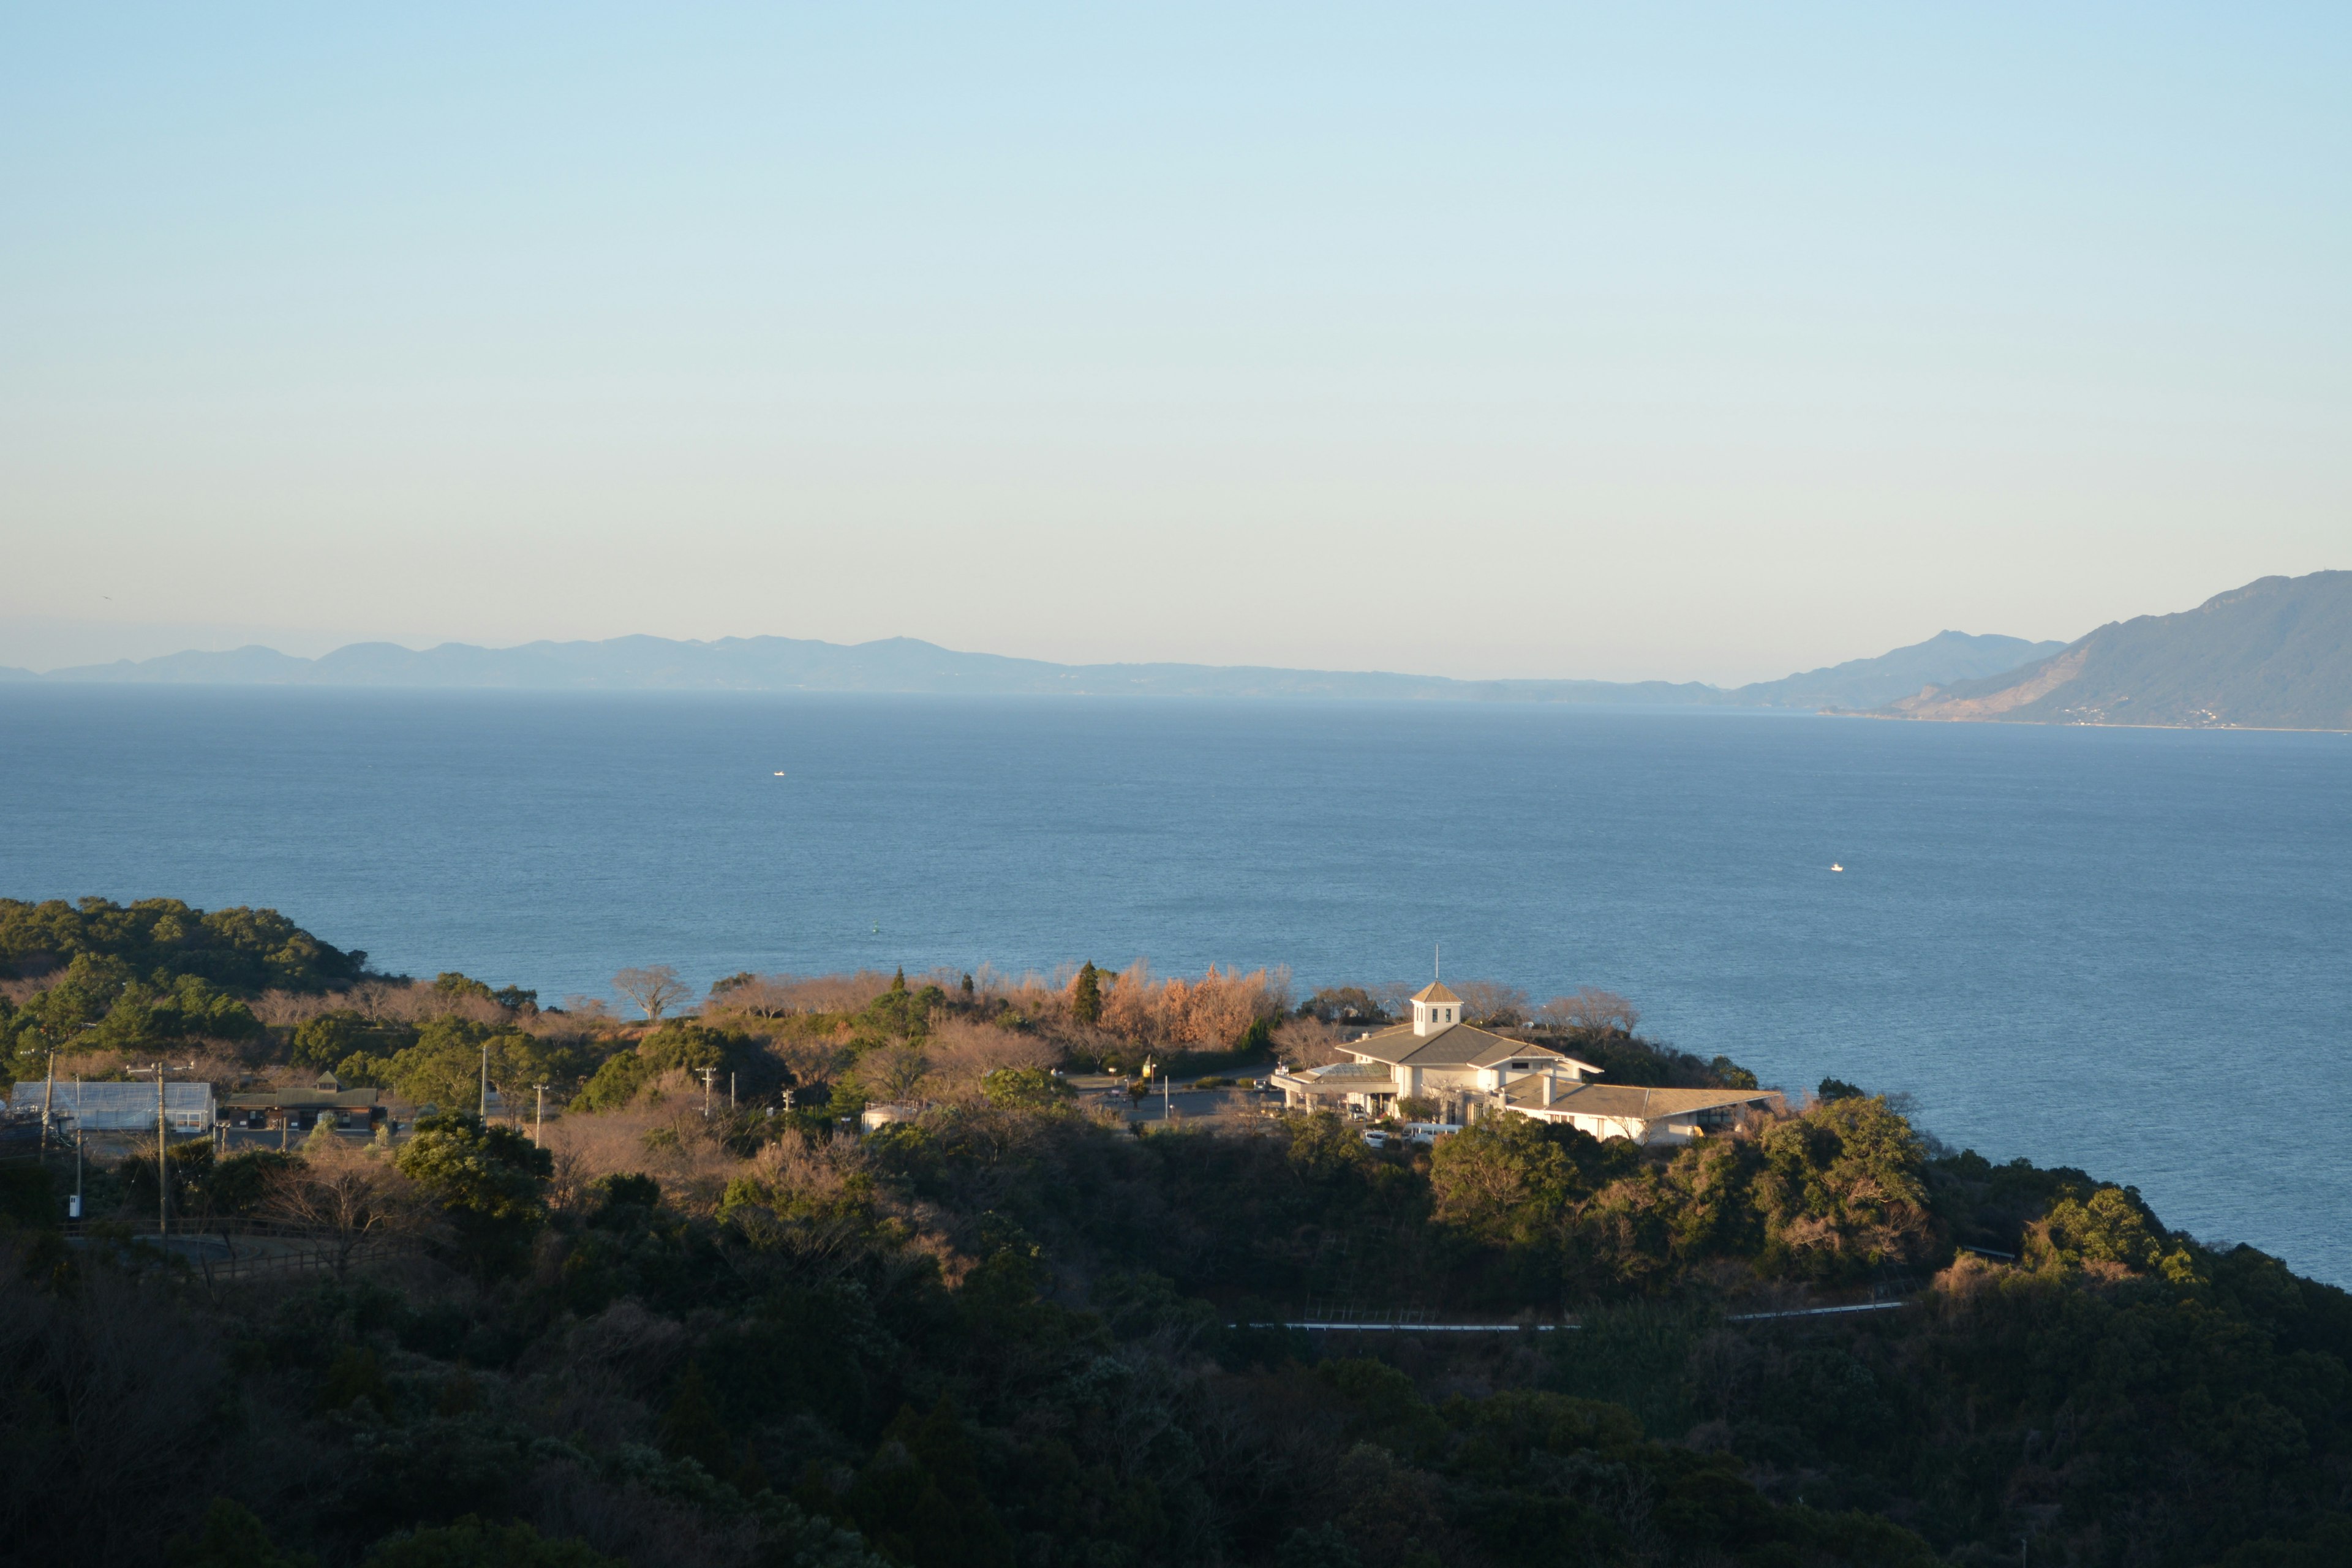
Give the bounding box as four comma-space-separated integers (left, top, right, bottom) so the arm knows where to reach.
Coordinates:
1071, 961, 1102, 1025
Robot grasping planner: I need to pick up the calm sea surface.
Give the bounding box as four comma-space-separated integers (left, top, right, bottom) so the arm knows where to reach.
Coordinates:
3, 686, 2347, 1281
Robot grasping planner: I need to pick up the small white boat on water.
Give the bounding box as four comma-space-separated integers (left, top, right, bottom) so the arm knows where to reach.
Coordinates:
1831, 863, 1844, 872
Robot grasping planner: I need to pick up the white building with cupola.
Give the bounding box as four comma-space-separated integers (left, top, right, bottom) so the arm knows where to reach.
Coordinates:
1270, 981, 1776, 1145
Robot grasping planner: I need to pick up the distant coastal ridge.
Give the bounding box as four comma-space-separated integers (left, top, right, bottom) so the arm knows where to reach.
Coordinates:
0, 628, 2069, 713
7, 569, 2346, 729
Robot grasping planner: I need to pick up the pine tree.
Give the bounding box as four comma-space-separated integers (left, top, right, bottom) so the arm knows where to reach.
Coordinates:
890, 967, 906, 994
1071, 961, 1102, 1025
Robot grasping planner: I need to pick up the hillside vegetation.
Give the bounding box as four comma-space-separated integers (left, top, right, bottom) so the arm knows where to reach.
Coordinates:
3, 907, 2347, 1567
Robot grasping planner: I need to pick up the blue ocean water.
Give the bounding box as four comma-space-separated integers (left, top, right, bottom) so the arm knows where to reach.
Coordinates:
2, 685, 2346, 1282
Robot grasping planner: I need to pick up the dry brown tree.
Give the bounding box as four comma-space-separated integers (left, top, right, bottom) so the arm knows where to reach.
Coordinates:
543, 1076, 750, 1215
859, 1042, 931, 1104
1272, 1017, 1353, 1069
1098, 961, 1290, 1050
759, 1030, 853, 1093
181, 1049, 252, 1087
347, 979, 511, 1027
918, 1016, 1062, 1102
1099, 960, 1161, 1042
250, 989, 345, 1028
262, 1140, 428, 1278
702, 974, 799, 1019
1453, 979, 1531, 1027
703, 970, 895, 1017
612, 966, 690, 1023
1539, 987, 1642, 1035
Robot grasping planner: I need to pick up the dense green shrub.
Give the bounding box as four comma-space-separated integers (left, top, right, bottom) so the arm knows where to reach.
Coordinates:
393, 1112, 551, 1275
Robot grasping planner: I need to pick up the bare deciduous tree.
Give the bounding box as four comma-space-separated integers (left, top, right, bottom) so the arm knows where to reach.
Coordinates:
339, 979, 511, 1026
1539, 987, 1642, 1036
1273, 1017, 1351, 1069
613, 965, 689, 1023
1453, 979, 1531, 1027
861, 1042, 931, 1104
698, 970, 898, 1018
918, 1017, 1060, 1102
262, 1141, 427, 1278
763, 1033, 852, 1091
250, 988, 345, 1028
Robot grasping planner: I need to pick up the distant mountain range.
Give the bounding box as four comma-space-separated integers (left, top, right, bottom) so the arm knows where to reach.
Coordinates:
0, 627, 2063, 711
1872, 571, 2351, 731
4, 570, 2341, 727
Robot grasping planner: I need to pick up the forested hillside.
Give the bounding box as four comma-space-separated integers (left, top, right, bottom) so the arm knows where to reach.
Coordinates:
1876, 570, 2352, 729
2, 910, 2346, 1567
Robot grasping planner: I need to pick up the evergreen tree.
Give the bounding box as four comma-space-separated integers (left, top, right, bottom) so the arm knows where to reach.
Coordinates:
1071, 961, 1102, 1025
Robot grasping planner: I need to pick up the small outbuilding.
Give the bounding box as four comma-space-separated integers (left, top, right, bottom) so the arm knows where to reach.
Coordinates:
219, 1072, 390, 1133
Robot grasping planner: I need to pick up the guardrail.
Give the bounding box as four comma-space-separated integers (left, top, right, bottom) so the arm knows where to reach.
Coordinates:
67, 1216, 413, 1283
1238, 1320, 1574, 1332
1239, 1287, 1928, 1334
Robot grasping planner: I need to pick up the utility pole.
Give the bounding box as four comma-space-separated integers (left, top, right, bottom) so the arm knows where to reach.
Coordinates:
478, 1041, 489, 1121
696, 1067, 716, 1120
729, 1072, 736, 1110
532, 1084, 546, 1147
72, 1077, 84, 1223
39, 1050, 55, 1163
155, 1065, 168, 1237
131, 1063, 170, 1239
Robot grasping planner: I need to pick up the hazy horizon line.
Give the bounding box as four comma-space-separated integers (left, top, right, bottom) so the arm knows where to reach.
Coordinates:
0, 622, 2072, 698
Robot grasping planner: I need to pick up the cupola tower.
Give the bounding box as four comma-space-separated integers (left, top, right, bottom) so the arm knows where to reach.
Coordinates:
1410, 981, 1462, 1037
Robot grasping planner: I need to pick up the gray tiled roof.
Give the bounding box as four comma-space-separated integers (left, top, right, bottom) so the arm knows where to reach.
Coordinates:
220, 1087, 384, 1109
1346, 1023, 1598, 1073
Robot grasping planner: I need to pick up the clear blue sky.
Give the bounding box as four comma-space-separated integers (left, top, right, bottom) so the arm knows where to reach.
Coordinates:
2, 4, 2345, 679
